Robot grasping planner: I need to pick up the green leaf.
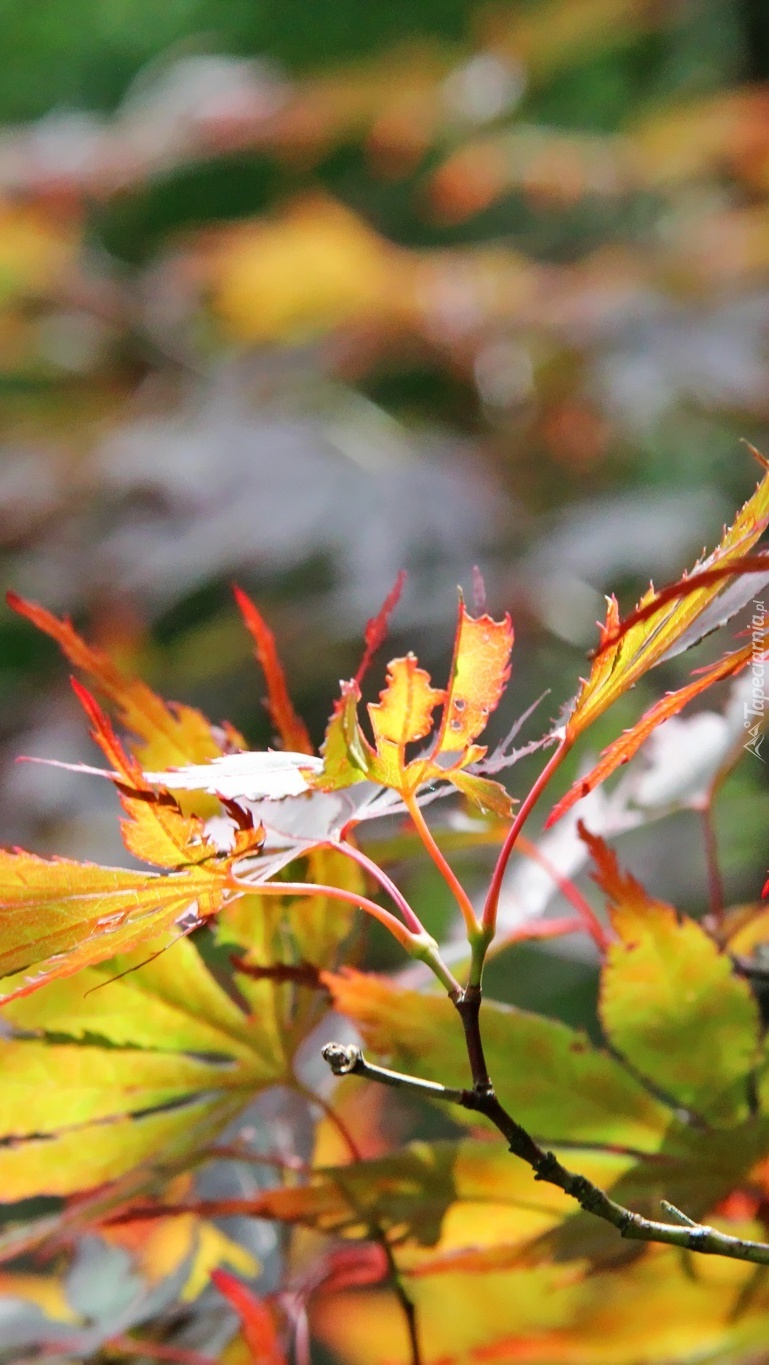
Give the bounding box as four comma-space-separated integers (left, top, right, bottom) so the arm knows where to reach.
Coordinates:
591, 834, 761, 1125
1, 936, 266, 1063
0, 935, 289, 1202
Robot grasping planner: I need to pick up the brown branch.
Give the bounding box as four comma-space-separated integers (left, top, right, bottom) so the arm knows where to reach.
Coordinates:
321, 1037, 769, 1267
296, 1079, 423, 1365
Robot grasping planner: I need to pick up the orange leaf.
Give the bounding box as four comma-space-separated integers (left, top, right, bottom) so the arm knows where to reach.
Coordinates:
212, 1270, 287, 1365
562, 456, 769, 743
548, 637, 764, 824
7, 592, 227, 770
354, 569, 407, 686
233, 585, 313, 755
435, 598, 514, 755
71, 678, 219, 870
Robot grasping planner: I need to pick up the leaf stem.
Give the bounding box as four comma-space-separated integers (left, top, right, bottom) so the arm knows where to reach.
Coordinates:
328, 840, 425, 935
404, 794, 481, 939
515, 833, 609, 951
483, 739, 569, 936
231, 874, 461, 995
230, 874, 419, 952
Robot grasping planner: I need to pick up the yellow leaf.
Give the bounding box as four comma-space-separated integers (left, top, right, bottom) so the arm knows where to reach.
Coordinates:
562, 458, 769, 743
0, 1098, 234, 1199
8, 593, 227, 770
368, 655, 446, 748
207, 195, 408, 343
0, 840, 256, 1002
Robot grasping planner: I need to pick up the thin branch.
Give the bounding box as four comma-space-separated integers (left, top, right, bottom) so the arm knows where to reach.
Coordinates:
515, 833, 609, 952
326, 839, 425, 935
483, 739, 570, 936
321, 1042, 769, 1267
404, 793, 481, 939
700, 802, 725, 927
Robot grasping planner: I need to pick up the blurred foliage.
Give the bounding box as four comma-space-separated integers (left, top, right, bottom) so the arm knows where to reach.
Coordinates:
3, 0, 769, 1359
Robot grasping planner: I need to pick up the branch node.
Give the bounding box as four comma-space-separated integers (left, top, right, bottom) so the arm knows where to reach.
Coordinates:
321, 1042, 362, 1077
660, 1199, 697, 1228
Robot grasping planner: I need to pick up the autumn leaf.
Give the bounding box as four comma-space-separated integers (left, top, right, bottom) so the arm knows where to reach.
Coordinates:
233, 584, 313, 755
584, 827, 761, 1125
547, 635, 766, 824
7, 592, 230, 770
433, 599, 514, 756
0, 817, 263, 1004
543, 458, 769, 824
367, 654, 446, 789
314, 596, 515, 816
558, 456, 769, 745
212, 1270, 287, 1364
0, 936, 285, 1200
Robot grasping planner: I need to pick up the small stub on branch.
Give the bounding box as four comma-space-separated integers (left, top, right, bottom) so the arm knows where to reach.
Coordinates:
321, 1042, 362, 1075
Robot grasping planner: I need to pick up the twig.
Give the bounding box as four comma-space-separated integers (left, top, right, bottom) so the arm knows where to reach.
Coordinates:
700, 802, 725, 926
321, 1041, 769, 1267
297, 1080, 423, 1365
483, 739, 569, 936
105, 1337, 217, 1365
404, 793, 481, 939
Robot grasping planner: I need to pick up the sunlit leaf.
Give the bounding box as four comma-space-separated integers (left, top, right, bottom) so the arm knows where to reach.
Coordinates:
233, 584, 313, 755
7, 592, 228, 769
558, 457, 769, 747
0, 1098, 233, 1200
585, 827, 760, 1125
1, 935, 264, 1063
0, 838, 257, 1003
433, 599, 513, 756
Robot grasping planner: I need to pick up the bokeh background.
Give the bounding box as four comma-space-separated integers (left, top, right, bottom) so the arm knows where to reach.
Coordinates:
3, 0, 769, 1132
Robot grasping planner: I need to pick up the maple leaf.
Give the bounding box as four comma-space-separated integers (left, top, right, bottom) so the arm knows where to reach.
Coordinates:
234, 584, 314, 755
314, 596, 516, 817
547, 634, 767, 825
583, 825, 760, 1126
0, 684, 262, 1002
545, 457, 769, 824
137, 594, 517, 838
7, 592, 233, 770
0, 934, 280, 1198
212, 1270, 287, 1365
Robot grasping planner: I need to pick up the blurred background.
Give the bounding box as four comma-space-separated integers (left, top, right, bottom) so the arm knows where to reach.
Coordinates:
2, 0, 769, 1021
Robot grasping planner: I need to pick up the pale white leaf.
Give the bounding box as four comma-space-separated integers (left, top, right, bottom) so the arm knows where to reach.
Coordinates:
143, 751, 324, 800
